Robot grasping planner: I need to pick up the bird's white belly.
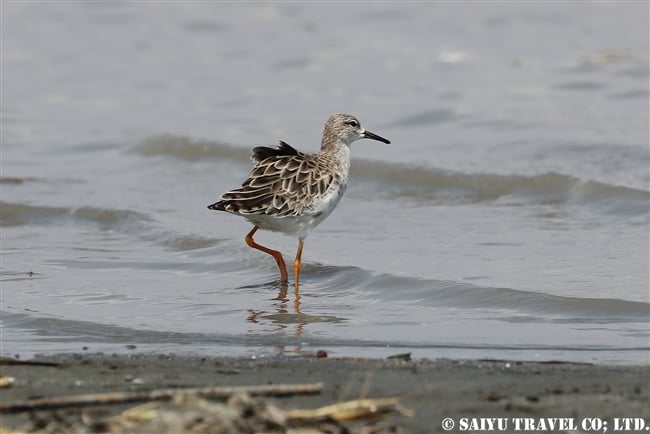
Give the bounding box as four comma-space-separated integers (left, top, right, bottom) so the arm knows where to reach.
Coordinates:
247, 183, 346, 240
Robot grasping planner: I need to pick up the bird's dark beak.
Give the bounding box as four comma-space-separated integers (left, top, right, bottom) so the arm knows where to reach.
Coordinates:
362, 130, 391, 144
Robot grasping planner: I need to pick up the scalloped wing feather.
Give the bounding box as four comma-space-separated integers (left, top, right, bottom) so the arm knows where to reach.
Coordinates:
209, 143, 339, 217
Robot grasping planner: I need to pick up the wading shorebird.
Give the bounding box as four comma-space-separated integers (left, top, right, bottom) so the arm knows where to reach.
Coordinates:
208, 113, 390, 286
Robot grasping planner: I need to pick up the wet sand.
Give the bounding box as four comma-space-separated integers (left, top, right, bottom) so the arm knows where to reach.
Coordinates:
1, 353, 649, 433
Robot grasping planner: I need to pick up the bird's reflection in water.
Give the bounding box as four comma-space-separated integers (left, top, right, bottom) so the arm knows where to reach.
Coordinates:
247, 281, 304, 339
273, 281, 302, 315
246, 281, 344, 355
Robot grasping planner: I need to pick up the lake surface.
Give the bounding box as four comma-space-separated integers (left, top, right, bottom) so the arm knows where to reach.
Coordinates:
2, 2, 649, 364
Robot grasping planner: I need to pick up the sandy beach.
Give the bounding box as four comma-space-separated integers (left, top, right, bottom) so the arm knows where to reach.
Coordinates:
1, 353, 648, 433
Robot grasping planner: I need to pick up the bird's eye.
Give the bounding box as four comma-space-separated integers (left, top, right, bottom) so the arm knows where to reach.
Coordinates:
346, 120, 359, 127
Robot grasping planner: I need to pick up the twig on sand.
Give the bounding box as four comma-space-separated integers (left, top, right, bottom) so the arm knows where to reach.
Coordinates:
288, 397, 414, 422
0, 383, 323, 413
0, 358, 60, 367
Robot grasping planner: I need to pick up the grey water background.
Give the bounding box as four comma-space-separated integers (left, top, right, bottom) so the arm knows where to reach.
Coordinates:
2, 2, 649, 364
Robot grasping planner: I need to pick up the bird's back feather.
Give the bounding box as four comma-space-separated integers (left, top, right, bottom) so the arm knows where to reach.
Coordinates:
207, 141, 340, 218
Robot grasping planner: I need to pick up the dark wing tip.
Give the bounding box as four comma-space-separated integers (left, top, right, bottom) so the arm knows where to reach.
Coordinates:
207, 201, 226, 211
251, 141, 299, 162
277, 140, 299, 155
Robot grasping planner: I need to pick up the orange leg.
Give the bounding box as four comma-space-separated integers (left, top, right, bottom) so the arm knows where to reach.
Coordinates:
245, 226, 288, 282
293, 239, 304, 287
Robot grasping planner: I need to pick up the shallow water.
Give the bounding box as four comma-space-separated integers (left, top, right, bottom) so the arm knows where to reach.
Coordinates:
2, 2, 649, 364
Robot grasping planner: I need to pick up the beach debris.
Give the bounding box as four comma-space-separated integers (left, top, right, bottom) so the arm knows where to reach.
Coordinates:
288, 397, 414, 422
386, 353, 411, 361
3, 392, 409, 433
0, 377, 15, 388
0, 383, 323, 413
108, 393, 288, 434
0, 358, 59, 367
108, 393, 407, 434
0, 378, 411, 433
123, 374, 145, 384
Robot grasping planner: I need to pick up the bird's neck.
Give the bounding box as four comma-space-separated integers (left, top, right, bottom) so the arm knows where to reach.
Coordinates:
320, 141, 350, 179
321, 127, 352, 151
321, 135, 349, 153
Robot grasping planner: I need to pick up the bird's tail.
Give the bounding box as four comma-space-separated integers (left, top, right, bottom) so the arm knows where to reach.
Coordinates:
207, 201, 226, 211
